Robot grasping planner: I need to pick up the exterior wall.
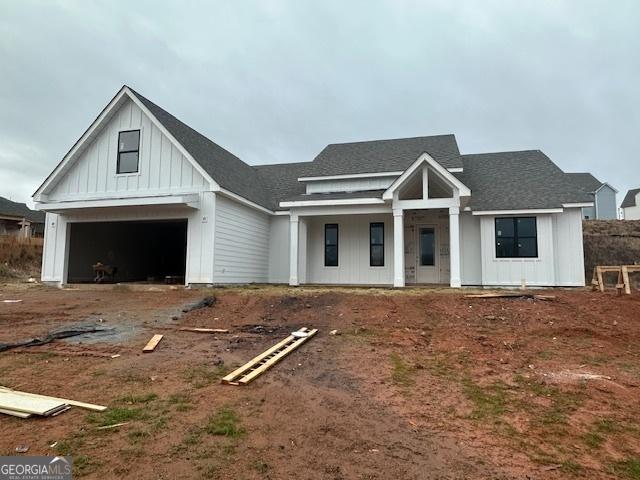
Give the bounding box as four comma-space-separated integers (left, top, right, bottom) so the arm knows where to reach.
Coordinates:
552, 208, 585, 286
460, 212, 482, 285
478, 210, 585, 287
47, 98, 208, 201
305, 176, 397, 194
581, 206, 596, 220
623, 195, 640, 219
268, 216, 290, 283
213, 195, 269, 283
40, 192, 216, 284
595, 186, 617, 219
479, 214, 555, 287
305, 214, 394, 285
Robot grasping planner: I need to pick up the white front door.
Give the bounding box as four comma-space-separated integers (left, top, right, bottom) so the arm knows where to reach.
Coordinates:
416, 225, 439, 283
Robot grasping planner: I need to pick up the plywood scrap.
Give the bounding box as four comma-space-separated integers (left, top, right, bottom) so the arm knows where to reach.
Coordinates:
142, 334, 163, 353
178, 327, 229, 334
222, 327, 318, 386
0, 386, 107, 412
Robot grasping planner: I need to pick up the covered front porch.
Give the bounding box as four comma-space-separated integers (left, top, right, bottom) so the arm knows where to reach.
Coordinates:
286, 153, 469, 288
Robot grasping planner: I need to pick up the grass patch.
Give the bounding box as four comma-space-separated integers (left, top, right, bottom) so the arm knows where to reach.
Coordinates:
205, 407, 245, 437
127, 429, 150, 444
168, 392, 193, 411
117, 392, 158, 404
462, 378, 510, 420
612, 458, 640, 479
560, 460, 582, 475
424, 354, 455, 378
583, 431, 605, 449
390, 353, 416, 387
87, 407, 148, 427
184, 364, 226, 388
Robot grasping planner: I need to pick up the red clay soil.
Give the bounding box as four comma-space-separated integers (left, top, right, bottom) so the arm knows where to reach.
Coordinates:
0, 283, 639, 479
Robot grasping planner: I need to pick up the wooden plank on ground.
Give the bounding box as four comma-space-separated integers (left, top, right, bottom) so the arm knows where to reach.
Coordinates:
0, 386, 107, 412
142, 334, 163, 353
178, 327, 229, 334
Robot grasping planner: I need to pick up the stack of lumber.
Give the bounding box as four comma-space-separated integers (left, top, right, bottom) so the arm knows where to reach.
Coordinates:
0, 386, 106, 419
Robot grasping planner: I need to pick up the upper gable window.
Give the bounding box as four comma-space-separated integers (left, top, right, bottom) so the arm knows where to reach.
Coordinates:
117, 130, 140, 174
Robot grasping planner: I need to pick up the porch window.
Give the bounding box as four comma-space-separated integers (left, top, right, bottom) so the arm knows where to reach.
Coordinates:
117, 130, 140, 174
324, 224, 338, 266
369, 223, 384, 267
495, 217, 538, 258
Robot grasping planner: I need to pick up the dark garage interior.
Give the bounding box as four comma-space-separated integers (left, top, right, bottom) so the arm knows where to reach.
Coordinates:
67, 219, 188, 283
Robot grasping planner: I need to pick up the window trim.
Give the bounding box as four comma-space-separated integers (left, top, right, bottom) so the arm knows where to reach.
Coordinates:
369, 222, 385, 267
116, 129, 141, 175
324, 223, 339, 267
495, 217, 538, 259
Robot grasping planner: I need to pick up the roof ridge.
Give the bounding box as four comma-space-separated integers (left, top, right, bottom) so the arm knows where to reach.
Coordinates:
462, 149, 543, 157
325, 133, 455, 147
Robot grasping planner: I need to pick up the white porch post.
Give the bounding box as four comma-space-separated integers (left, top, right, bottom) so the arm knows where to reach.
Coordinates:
289, 214, 299, 286
449, 206, 461, 288
393, 208, 405, 287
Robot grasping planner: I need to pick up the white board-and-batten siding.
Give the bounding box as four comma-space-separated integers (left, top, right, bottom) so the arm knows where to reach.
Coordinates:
46, 98, 208, 201
213, 195, 269, 283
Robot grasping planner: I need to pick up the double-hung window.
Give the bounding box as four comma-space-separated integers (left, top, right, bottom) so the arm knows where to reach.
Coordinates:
495, 217, 538, 258
117, 130, 140, 174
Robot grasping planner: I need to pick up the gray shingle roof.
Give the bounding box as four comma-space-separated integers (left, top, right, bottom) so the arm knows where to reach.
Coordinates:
128, 88, 275, 210
304, 135, 462, 177
566, 172, 603, 193
621, 188, 640, 208
125, 88, 589, 213
0, 196, 45, 223
456, 151, 592, 211
281, 189, 386, 203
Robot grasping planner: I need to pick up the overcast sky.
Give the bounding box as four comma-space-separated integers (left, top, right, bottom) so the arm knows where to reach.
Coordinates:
1, 0, 638, 208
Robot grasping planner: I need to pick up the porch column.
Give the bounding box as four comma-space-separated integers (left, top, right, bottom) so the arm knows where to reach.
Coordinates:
393, 208, 405, 287
289, 215, 299, 286
449, 206, 461, 288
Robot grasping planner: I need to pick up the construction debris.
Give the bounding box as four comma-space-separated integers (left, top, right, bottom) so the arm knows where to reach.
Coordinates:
142, 334, 164, 352
2, 299, 23, 303
182, 296, 216, 313
96, 422, 129, 430
178, 327, 229, 334
0, 325, 114, 353
222, 327, 318, 386
591, 265, 640, 295
465, 293, 556, 301
0, 386, 106, 419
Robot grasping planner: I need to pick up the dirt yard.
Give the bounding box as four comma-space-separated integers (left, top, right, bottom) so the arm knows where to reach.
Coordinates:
0, 283, 639, 479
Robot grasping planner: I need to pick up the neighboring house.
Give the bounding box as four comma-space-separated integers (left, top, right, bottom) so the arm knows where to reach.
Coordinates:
621, 188, 640, 220
0, 196, 45, 238
33, 86, 592, 287
566, 172, 618, 219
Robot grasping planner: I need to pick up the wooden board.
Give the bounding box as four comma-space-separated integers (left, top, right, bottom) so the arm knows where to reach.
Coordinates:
0, 390, 68, 416
465, 293, 555, 300
178, 327, 229, 334
142, 334, 163, 352
0, 386, 107, 412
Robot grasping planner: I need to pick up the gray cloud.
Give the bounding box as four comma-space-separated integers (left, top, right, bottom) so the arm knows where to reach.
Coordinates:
1, 0, 638, 207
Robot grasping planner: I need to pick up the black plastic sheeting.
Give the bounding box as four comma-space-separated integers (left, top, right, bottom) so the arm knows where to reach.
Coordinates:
0, 325, 114, 353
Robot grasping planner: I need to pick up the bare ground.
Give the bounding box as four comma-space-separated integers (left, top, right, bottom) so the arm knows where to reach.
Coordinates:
0, 283, 639, 479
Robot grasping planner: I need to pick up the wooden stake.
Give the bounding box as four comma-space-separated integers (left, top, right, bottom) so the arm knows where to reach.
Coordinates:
142, 334, 163, 353
178, 327, 229, 334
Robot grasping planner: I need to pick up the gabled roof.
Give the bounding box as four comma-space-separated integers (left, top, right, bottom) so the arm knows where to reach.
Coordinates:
621, 188, 640, 208
565, 172, 603, 193
0, 196, 45, 222
456, 151, 592, 211
127, 88, 275, 210
303, 135, 463, 177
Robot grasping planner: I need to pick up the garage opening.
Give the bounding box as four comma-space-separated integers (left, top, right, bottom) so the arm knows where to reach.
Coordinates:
67, 219, 187, 283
